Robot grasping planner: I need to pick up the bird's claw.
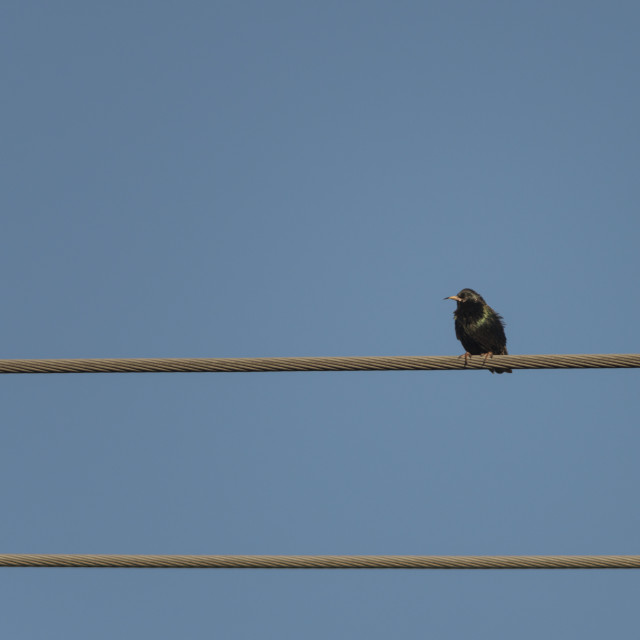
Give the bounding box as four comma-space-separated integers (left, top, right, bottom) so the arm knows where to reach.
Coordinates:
482, 351, 494, 365
458, 352, 472, 367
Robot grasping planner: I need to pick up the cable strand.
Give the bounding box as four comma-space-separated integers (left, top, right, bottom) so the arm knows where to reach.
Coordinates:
1, 554, 639, 569
0, 354, 638, 374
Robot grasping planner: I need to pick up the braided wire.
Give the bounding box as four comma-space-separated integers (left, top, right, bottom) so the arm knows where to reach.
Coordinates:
1, 554, 639, 569
0, 353, 638, 374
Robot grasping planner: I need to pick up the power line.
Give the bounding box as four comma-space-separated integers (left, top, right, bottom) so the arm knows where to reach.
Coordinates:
0, 353, 638, 375
2, 554, 639, 569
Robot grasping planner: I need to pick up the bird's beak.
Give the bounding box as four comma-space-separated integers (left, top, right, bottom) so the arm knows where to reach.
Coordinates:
444, 295, 462, 302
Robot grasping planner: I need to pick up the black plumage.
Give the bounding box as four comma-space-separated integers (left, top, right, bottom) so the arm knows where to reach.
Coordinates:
444, 288, 512, 374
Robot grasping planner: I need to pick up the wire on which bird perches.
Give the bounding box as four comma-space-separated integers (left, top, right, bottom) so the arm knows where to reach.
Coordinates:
1, 554, 640, 569
0, 353, 638, 374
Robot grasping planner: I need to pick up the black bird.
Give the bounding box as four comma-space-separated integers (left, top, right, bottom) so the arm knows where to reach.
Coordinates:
444, 288, 512, 374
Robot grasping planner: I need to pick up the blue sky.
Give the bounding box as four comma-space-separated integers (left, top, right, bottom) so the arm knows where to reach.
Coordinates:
1, 2, 639, 637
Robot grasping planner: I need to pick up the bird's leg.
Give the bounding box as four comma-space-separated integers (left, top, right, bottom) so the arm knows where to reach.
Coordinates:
458, 352, 472, 367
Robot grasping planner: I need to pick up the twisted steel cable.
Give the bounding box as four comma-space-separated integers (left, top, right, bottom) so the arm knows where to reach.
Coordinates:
1, 554, 639, 569
0, 353, 638, 374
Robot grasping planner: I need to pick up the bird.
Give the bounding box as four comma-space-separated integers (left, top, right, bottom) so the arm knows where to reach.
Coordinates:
444, 288, 512, 374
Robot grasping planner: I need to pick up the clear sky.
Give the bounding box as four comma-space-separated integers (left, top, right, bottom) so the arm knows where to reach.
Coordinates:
2, 2, 639, 638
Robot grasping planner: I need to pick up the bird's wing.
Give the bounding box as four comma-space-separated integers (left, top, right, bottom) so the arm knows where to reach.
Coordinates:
481, 314, 508, 354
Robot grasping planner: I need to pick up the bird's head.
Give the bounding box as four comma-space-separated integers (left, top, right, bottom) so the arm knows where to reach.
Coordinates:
444, 288, 485, 305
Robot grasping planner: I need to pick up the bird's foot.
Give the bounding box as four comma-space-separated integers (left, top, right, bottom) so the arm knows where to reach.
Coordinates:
458, 352, 472, 367
482, 351, 503, 374
482, 352, 494, 373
